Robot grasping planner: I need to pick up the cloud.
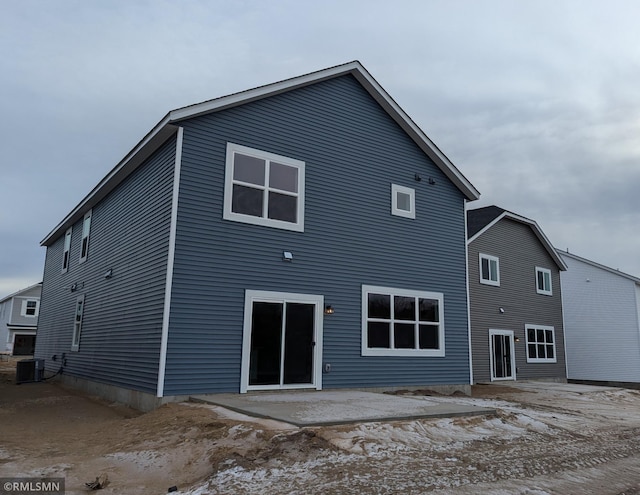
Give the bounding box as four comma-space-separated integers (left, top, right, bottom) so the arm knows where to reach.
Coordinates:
1, 0, 640, 295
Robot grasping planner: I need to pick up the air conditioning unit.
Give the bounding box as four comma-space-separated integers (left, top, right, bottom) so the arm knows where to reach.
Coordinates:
16, 358, 45, 384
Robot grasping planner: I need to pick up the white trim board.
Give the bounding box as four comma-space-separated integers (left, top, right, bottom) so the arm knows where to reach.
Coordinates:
42, 61, 480, 246
156, 126, 184, 398
468, 209, 567, 271
240, 290, 324, 394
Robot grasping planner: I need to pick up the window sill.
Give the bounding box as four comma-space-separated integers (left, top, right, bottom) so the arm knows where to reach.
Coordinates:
362, 348, 445, 358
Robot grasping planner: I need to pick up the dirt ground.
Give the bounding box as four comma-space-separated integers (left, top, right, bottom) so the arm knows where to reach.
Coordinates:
2, 359, 640, 495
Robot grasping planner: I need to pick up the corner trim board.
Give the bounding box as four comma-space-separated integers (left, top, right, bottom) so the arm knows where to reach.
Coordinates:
156, 127, 183, 398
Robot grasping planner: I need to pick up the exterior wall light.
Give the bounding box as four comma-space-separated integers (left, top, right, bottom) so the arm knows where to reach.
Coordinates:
324, 305, 334, 315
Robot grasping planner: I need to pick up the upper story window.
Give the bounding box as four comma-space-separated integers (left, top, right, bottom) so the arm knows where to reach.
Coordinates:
21, 299, 39, 318
79, 210, 92, 263
223, 143, 305, 232
362, 285, 445, 357
391, 184, 416, 219
536, 267, 552, 295
479, 253, 500, 286
526, 324, 556, 363
62, 227, 72, 273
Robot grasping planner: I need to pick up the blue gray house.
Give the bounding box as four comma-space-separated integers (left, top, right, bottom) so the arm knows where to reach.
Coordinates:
36, 61, 480, 409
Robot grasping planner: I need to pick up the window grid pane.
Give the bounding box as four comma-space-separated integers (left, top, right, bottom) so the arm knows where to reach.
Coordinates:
480, 254, 499, 284
233, 154, 265, 185
226, 144, 304, 231
527, 326, 555, 362
365, 289, 442, 353
481, 258, 490, 280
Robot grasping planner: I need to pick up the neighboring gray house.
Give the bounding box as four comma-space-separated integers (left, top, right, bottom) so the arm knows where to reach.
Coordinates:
0, 283, 42, 356
559, 250, 640, 386
467, 206, 567, 383
35, 61, 480, 410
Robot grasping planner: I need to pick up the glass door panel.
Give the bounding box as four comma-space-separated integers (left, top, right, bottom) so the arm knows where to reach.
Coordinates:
283, 303, 315, 384
249, 302, 283, 386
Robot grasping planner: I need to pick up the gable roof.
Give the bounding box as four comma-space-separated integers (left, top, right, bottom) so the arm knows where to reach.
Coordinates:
41, 61, 479, 246
0, 282, 43, 305
557, 250, 640, 285
467, 206, 567, 271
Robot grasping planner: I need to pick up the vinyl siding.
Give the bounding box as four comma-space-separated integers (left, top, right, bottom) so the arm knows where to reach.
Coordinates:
10, 298, 41, 327
469, 218, 566, 382
35, 137, 176, 393
560, 253, 640, 382
0, 286, 41, 351
164, 74, 470, 394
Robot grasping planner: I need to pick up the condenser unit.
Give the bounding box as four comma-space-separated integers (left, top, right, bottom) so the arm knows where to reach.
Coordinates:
16, 358, 45, 384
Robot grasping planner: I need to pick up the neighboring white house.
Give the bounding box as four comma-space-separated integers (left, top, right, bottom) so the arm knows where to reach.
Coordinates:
0, 283, 42, 355
558, 250, 640, 385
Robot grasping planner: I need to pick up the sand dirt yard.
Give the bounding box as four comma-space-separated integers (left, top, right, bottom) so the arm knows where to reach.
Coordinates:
2, 359, 640, 495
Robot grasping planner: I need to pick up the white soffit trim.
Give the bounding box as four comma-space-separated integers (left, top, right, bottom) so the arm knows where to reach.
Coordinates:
42, 60, 480, 246
468, 211, 567, 271
0, 282, 42, 305
557, 250, 640, 284
168, 61, 479, 201
40, 122, 178, 246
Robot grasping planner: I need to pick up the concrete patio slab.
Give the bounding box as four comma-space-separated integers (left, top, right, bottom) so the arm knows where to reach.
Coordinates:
190, 390, 496, 426
489, 380, 616, 394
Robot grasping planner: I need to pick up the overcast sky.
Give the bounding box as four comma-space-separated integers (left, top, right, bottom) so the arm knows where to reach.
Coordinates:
1, 0, 639, 296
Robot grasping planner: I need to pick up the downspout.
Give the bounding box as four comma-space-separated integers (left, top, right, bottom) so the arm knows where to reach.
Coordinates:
464, 199, 474, 385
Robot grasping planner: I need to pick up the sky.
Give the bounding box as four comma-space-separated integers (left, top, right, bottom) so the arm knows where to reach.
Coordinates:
1, 0, 639, 296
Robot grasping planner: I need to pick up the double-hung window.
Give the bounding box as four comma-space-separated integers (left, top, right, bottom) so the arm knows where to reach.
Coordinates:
79, 210, 92, 263
362, 285, 445, 357
21, 299, 39, 317
62, 227, 72, 273
525, 324, 556, 363
223, 143, 305, 232
71, 294, 85, 352
536, 267, 552, 295
479, 253, 500, 286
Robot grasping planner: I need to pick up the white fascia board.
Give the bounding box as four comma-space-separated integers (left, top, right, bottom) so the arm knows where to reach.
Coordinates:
42, 60, 480, 245
348, 67, 480, 201
468, 211, 567, 271
168, 60, 480, 201
557, 249, 640, 284
168, 61, 364, 122
41, 119, 178, 246
0, 283, 43, 305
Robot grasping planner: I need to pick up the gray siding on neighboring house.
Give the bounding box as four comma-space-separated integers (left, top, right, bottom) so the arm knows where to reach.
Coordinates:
560, 253, 640, 383
469, 218, 566, 382
35, 137, 176, 393
10, 285, 42, 327
163, 74, 471, 394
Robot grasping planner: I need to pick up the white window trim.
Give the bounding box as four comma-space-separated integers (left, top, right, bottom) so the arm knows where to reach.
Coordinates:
223, 143, 305, 232
489, 329, 516, 381
20, 299, 40, 318
479, 253, 500, 287
240, 290, 323, 393
79, 210, 92, 264
535, 266, 552, 295
361, 285, 445, 357
62, 227, 72, 273
71, 294, 85, 352
391, 184, 416, 219
525, 324, 557, 363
